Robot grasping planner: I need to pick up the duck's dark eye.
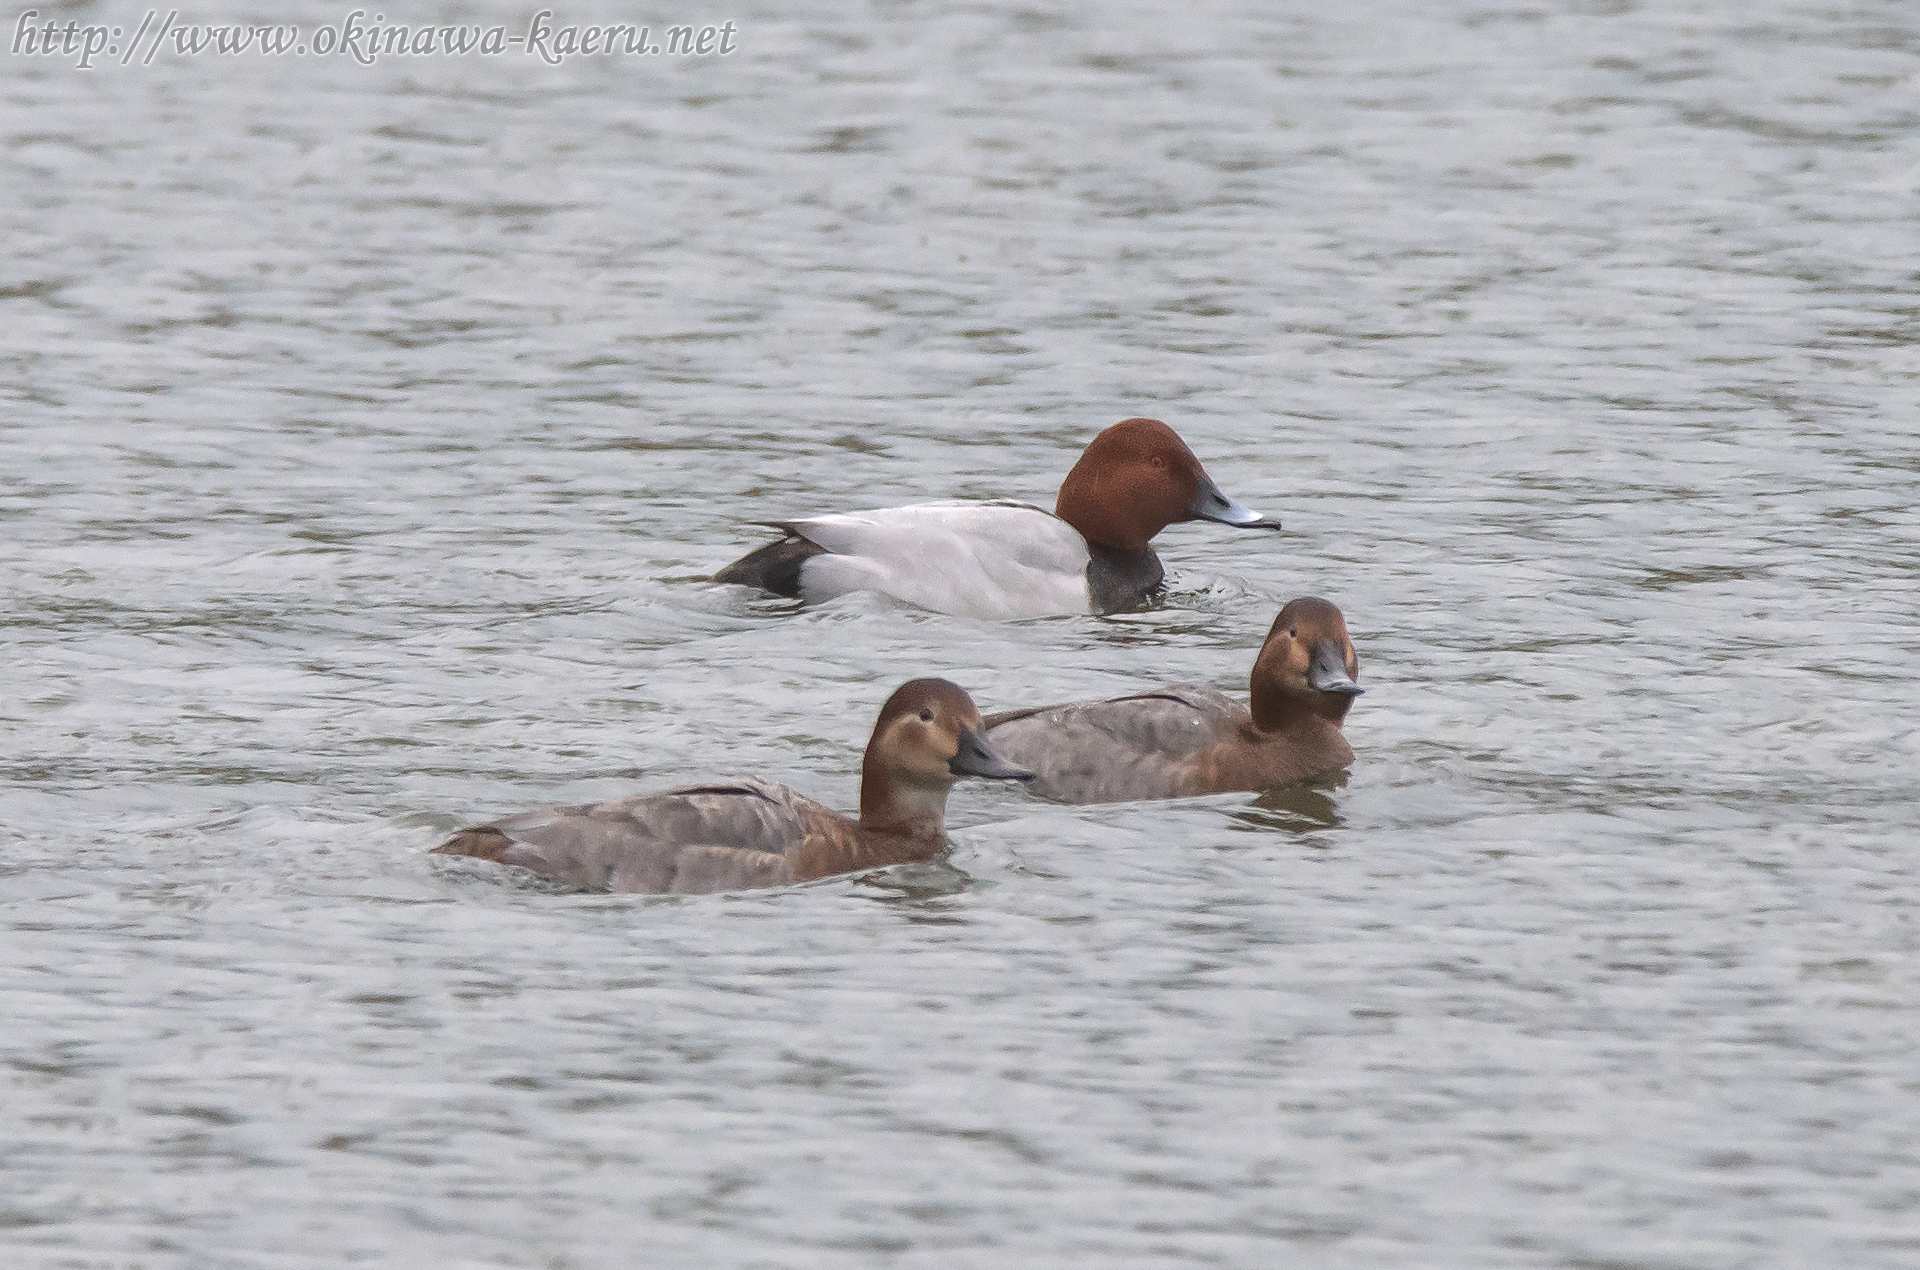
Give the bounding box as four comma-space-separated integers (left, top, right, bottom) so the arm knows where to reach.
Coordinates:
1288, 628, 1297, 638
919, 708, 934, 722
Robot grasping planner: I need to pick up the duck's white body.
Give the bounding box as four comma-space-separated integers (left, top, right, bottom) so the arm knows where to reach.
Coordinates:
781, 501, 1094, 621
711, 418, 1282, 619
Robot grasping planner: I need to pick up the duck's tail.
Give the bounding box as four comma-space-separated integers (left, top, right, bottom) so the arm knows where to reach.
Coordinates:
711, 534, 826, 597
431, 826, 514, 860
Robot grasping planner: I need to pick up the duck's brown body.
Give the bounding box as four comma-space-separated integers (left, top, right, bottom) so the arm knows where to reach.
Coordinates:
983, 598, 1363, 805
433, 681, 1031, 894
984, 686, 1353, 804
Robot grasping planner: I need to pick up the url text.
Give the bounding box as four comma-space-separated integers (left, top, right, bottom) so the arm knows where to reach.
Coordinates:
11, 10, 740, 69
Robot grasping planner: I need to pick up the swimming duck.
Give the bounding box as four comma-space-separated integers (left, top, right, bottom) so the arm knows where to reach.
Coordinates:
712, 417, 1281, 620
431, 679, 1033, 894
981, 597, 1362, 802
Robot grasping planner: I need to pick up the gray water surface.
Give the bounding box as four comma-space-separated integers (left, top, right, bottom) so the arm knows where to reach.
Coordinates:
4, 1, 1919, 1266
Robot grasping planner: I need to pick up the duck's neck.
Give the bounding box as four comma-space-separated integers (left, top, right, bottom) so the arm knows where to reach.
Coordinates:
1249, 683, 1353, 735
857, 759, 951, 848
788, 769, 950, 883
1055, 487, 1160, 555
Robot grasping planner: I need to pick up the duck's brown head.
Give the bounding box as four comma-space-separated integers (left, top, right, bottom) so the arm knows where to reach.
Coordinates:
859, 678, 1032, 833
1053, 417, 1280, 554
1249, 597, 1363, 730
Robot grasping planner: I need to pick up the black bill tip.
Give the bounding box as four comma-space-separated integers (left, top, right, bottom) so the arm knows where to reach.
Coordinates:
949, 726, 1036, 781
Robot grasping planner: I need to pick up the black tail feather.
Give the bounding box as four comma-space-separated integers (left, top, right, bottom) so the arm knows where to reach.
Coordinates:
711, 535, 827, 598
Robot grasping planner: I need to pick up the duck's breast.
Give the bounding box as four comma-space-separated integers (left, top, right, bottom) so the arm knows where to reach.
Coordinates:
781, 501, 1092, 620
983, 685, 1246, 803
485, 778, 839, 894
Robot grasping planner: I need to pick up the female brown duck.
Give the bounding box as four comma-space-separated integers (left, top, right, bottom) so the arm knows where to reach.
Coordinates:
982, 597, 1363, 803
434, 679, 1032, 893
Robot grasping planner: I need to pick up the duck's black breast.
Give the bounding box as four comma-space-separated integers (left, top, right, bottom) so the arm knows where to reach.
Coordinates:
1084, 545, 1165, 614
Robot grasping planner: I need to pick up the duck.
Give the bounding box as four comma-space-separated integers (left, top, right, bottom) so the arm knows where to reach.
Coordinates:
711, 417, 1281, 620
431, 679, 1033, 894
981, 596, 1362, 803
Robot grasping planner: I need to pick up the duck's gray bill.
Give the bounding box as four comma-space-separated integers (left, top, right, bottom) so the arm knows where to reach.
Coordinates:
1307, 640, 1363, 696
1189, 474, 1281, 530
949, 727, 1035, 781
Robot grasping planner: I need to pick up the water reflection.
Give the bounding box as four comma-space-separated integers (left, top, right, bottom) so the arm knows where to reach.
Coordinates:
1228, 772, 1350, 835
852, 859, 977, 902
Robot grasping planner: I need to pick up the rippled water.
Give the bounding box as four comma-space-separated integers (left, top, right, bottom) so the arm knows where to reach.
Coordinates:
5, 1, 1919, 1265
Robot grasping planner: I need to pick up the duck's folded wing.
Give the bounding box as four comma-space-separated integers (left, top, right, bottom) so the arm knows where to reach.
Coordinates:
983, 685, 1244, 802
647, 845, 795, 895
775, 501, 1093, 619
472, 778, 833, 894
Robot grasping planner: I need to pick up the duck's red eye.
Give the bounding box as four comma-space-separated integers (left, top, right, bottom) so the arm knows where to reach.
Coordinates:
919, 709, 934, 722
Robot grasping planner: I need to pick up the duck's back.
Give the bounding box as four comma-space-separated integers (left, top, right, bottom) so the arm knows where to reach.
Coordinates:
434, 777, 849, 894
983, 685, 1247, 803
775, 501, 1093, 620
